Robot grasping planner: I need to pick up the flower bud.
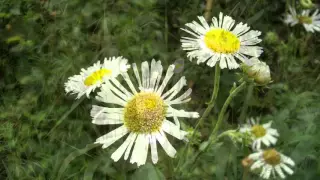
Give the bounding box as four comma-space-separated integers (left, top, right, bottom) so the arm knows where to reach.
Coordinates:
242, 58, 272, 85
264, 31, 279, 45
300, 0, 314, 9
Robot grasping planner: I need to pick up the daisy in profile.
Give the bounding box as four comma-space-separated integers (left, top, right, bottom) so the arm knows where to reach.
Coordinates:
284, 6, 320, 33
240, 118, 279, 150
91, 59, 199, 166
249, 149, 295, 179
180, 12, 263, 69
64, 56, 130, 99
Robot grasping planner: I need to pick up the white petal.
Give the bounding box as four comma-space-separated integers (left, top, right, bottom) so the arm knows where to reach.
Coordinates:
162, 76, 187, 101
275, 165, 286, 179
267, 128, 279, 136
136, 134, 149, 167
263, 121, 272, 128
197, 16, 210, 30
156, 65, 175, 95
132, 63, 142, 88
249, 152, 262, 160
280, 163, 294, 175
121, 72, 137, 94
168, 88, 192, 105
130, 134, 145, 164
281, 154, 295, 166
251, 160, 265, 170
141, 61, 150, 89
96, 85, 126, 106
124, 133, 137, 160
239, 45, 263, 57
262, 137, 271, 147
166, 107, 200, 118
266, 134, 278, 144
219, 56, 227, 69
162, 120, 188, 140
104, 81, 129, 101
96, 125, 128, 144
149, 135, 159, 164
111, 133, 135, 162
110, 78, 133, 97
262, 165, 272, 179
155, 131, 176, 157
91, 105, 124, 125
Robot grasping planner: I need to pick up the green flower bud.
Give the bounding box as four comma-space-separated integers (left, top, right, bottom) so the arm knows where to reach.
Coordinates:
264, 31, 279, 45
242, 58, 272, 86
300, 0, 314, 9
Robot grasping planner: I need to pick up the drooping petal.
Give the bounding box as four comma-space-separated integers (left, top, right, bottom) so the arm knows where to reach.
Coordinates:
155, 131, 176, 157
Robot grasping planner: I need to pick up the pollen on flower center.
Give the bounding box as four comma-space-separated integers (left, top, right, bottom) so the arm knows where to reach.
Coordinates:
204, 28, 240, 54
124, 92, 167, 133
298, 16, 312, 24
84, 69, 112, 86
251, 125, 266, 138
263, 149, 281, 166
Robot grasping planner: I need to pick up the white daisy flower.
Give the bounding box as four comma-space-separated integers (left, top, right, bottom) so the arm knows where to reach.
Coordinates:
180, 12, 263, 69
91, 59, 199, 166
64, 56, 130, 99
284, 6, 320, 33
249, 149, 295, 179
240, 118, 279, 150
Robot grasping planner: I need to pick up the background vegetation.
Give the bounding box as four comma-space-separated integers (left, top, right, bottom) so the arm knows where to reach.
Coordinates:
1, 0, 320, 179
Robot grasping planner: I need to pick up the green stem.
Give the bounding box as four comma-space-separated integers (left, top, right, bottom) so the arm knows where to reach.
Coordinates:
198, 65, 220, 126
239, 83, 253, 124
48, 96, 85, 135
208, 65, 221, 104
210, 81, 247, 139
180, 82, 247, 174
175, 65, 220, 174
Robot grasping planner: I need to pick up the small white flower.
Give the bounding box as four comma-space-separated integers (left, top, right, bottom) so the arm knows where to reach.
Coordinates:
64, 56, 130, 99
284, 6, 320, 33
249, 149, 295, 179
242, 58, 271, 85
240, 118, 279, 150
91, 59, 199, 166
180, 12, 263, 69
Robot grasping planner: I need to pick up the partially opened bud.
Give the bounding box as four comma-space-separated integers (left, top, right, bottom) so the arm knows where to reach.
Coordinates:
300, 0, 314, 9
242, 58, 272, 86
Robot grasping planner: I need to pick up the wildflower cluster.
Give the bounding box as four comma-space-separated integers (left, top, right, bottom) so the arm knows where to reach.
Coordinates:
63, 1, 320, 178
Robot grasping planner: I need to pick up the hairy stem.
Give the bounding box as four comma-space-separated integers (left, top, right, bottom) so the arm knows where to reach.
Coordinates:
204, 0, 214, 21
239, 83, 253, 123
181, 82, 247, 173
175, 65, 220, 174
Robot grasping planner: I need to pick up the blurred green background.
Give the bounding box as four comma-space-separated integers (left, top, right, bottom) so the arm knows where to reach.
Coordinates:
1, 0, 320, 179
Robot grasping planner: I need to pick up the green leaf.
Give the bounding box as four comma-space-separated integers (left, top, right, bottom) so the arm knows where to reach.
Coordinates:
56, 144, 100, 180
129, 163, 165, 180
247, 9, 265, 24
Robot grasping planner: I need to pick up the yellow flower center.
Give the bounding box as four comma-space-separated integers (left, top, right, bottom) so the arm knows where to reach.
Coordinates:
298, 16, 312, 24
204, 28, 240, 54
84, 69, 112, 86
263, 149, 281, 166
251, 125, 266, 138
124, 92, 167, 133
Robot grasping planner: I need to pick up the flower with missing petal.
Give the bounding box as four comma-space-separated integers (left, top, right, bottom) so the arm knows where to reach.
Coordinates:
240, 118, 279, 150
64, 56, 130, 99
180, 13, 263, 69
91, 59, 199, 166
284, 6, 320, 33
249, 149, 295, 179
